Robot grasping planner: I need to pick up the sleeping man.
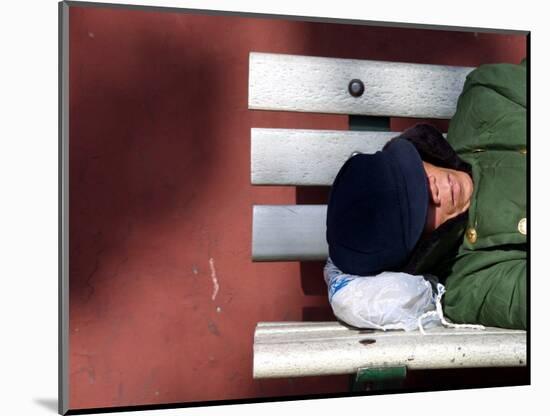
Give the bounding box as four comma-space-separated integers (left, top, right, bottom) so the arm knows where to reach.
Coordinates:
325, 58, 526, 330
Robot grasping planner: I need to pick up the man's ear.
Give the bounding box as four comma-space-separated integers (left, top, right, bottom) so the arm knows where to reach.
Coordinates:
427, 175, 441, 205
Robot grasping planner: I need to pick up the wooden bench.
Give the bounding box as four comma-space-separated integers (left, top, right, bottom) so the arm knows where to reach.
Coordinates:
248, 52, 526, 387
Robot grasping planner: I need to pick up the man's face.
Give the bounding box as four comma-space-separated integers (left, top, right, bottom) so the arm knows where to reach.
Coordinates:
423, 161, 474, 233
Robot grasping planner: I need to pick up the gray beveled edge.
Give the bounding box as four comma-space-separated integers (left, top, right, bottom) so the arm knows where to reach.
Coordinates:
59, 2, 70, 415
64, 1, 528, 35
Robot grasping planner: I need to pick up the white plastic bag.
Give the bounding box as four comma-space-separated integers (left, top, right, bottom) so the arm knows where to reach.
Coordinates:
323, 257, 441, 331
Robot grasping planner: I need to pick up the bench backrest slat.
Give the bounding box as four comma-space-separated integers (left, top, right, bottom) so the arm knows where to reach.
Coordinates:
249, 52, 474, 119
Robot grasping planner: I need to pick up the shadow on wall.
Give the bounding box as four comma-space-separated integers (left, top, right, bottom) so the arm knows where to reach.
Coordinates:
302, 306, 335, 321
298, 21, 524, 66
69, 13, 225, 305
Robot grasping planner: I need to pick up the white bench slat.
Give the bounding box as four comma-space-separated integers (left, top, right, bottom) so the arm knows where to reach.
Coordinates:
249, 52, 474, 119
252, 128, 395, 185
252, 205, 327, 261
253, 321, 527, 378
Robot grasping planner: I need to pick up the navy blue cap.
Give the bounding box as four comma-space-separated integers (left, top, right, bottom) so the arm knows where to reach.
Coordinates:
326, 138, 428, 275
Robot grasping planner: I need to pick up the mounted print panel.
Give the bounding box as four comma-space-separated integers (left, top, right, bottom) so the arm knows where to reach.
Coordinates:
59, 1, 529, 414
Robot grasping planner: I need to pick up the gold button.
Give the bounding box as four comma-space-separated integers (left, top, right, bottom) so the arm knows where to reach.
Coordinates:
519, 148, 527, 155
466, 227, 477, 243
518, 218, 527, 235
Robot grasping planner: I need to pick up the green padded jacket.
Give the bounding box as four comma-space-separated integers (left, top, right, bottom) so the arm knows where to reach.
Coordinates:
433, 59, 527, 329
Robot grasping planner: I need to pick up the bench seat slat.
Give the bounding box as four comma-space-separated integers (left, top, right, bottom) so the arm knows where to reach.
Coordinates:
253, 321, 527, 378
252, 205, 327, 261
252, 128, 397, 185
249, 52, 474, 119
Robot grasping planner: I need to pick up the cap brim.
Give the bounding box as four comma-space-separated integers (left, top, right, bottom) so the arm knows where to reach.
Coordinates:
329, 240, 408, 276
385, 138, 429, 251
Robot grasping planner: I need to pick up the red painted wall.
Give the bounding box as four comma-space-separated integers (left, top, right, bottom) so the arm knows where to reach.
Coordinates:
68, 5, 527, 410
